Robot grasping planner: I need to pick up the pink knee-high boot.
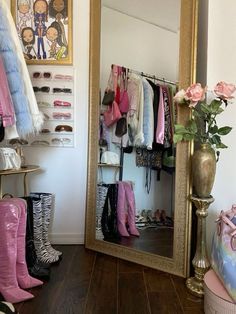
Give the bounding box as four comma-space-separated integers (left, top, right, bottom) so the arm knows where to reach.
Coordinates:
13, 198, 43, 289
117, 182, 130, 237
124, 182, 140, 237
0, 200, 34, 303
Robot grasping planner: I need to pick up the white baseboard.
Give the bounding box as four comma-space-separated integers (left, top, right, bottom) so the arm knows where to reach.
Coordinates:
49, 233, 84, 244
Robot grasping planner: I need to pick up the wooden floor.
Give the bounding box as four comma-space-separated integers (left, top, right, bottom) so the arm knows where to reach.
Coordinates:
13, 245, 204, 314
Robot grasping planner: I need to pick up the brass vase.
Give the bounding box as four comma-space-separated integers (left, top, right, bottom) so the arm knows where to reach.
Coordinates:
192, 143, 216, 198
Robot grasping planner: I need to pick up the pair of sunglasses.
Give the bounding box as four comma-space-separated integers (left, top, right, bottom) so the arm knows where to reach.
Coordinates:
52, 112, 72, 120
53, 88, 72, 94
33, 86, 50, 93
54, 74, 73, 81
51, 137, 72, 144
33, 72, 52, 79
55, 125, 73, 132
53, 100, 71, 107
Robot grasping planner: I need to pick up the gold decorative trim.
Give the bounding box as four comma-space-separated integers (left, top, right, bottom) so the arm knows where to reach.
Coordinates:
85, 0, 198, 278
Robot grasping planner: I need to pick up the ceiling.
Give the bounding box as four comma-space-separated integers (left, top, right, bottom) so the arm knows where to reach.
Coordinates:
102, 0, 181, 33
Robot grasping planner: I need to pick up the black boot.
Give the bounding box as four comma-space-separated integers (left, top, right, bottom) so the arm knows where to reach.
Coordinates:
23, 197, 51, 280
101, 184, 120, 242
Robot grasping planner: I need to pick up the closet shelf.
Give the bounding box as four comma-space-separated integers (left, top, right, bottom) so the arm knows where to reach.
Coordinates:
98, 163, 121, 168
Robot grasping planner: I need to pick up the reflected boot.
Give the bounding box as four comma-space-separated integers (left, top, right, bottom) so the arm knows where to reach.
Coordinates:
0, 200, 34, 303
101, 184, 120, 240
12, 198, 43, 289
124, 182, 140, 237
31, 197, 59, 264
30, 193, 62, 259
23, 197, 51, 280
117, 182, 129, 237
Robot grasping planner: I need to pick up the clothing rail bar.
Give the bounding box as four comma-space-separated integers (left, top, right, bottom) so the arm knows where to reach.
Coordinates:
111, 64, 178, 86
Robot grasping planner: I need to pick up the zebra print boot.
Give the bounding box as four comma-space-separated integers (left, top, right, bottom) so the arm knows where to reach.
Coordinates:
31, 193, 62, 259
31, 197, 59, 264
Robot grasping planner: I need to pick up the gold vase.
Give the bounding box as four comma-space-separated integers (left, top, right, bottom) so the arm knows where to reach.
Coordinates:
192, 143, 216, 198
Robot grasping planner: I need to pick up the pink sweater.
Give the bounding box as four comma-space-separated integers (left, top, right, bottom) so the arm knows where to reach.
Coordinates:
0, 56, 15, 127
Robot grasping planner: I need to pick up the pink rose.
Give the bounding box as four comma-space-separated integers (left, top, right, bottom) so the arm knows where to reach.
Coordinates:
173, 89, 186, 104
214, 81, 236, 100
184, 83, 206, 107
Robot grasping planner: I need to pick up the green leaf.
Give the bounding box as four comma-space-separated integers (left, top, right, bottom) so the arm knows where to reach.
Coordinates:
173, 134, 183, 144
186, 120, 197, 133
216, 143, 228, 149
216, 107, 224, 115
200, 103, 211, 113
210, 99, 221, 113
174, 124, 186, 134
208, 125, 218, 134
183, 134, 195, 141
211, 134, 221, 145
218, 126, 232, 135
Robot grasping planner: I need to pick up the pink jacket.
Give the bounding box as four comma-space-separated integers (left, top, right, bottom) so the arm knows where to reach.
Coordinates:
0, 56, 15, 127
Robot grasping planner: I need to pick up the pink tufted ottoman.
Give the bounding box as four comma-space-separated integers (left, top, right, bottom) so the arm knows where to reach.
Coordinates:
204, 269, 236, 313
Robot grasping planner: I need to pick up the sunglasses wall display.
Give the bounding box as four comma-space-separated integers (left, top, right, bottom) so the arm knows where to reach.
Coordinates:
28, 66, 75, 147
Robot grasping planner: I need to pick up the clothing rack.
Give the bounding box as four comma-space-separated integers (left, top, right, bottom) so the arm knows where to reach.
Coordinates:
112, 64, 177, 86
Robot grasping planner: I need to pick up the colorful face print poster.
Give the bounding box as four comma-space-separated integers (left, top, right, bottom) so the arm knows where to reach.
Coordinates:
11, 0, 72, 64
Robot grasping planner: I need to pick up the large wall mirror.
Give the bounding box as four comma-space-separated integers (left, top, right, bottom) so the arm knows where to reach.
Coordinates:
86, 0, 198, 277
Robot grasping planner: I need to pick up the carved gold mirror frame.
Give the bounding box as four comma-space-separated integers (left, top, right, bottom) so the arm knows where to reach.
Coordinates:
85, 0, 198, 277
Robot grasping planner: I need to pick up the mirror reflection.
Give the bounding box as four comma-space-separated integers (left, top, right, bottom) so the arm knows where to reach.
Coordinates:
96, 0, 181, 258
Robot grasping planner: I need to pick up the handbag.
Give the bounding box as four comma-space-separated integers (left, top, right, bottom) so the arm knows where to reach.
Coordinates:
101, 151, 119, 165
0, 147, 21, 170
102, 89, 115, 106
211, 205, 236, 302
115, 116, 127, 137
103, 101, 121, 127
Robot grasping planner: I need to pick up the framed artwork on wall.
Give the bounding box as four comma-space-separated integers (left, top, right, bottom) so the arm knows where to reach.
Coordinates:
11, 0, 73, 65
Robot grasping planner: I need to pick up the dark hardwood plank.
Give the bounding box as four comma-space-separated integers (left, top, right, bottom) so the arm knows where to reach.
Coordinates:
51, 246, 96, 314
118, 272, 150, 314
84, 253, 118, 314
144, 269, 183, 314
18, 245, 77, 314
118, 258, 144, 273
171, 275, 204, 313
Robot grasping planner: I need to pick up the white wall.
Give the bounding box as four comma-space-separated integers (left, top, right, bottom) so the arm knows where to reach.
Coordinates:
100, 7, 179, 214
5, 0, 90, 244
204, 0, 236, 250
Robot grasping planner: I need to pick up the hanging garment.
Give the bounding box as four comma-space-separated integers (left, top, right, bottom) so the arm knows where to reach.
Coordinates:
142, 78, 154, 150
156, 86, 165, 144
0, 0, 44, 134
162, 86, 172, 148
0, 6, 33, 137
127, 73, 143, 145
147, 79, 160, 141
0, 55, 15, 128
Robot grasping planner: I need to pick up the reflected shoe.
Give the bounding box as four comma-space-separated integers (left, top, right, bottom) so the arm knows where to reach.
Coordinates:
0, 301, 17, 313
29, 264, 50, 281
117, 182, 130, 237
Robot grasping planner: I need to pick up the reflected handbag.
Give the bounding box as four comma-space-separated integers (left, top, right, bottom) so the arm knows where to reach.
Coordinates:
103, 101, 121, 127
136, 148, 162, 169
115, 117, 127, 137
102, 89, 115, 106
0, 147, 21, 170
101, 151, 119, 165
211, 205, 236, 302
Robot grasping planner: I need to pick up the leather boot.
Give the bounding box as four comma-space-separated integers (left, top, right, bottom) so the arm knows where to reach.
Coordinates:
10, 198, 43, 289
0, 200, 34, 303
30, 196, 59, 264
117, 182, 130, 237
23, 197, 51, 280
101, 184, 120, 240
125, 182, 140, 237
30, 193, 62, 259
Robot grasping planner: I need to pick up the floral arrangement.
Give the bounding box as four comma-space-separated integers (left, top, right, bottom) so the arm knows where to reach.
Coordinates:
173, 81, 236, 157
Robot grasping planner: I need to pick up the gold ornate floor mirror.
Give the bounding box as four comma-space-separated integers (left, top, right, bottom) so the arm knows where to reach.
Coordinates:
85, 0, 198, 277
